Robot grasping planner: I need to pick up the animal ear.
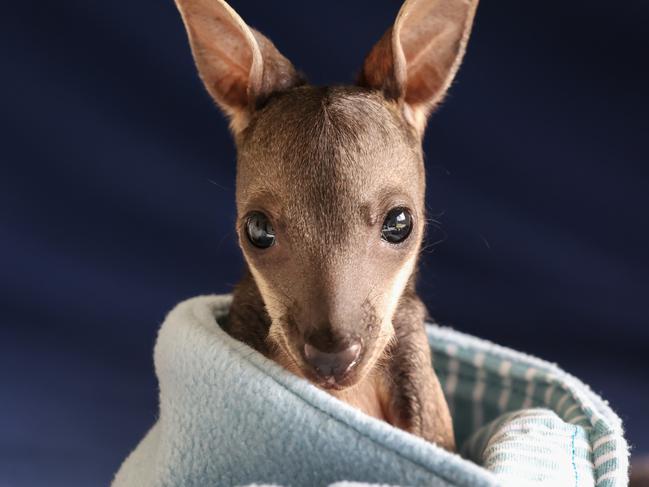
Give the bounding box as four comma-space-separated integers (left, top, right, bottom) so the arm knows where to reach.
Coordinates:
358, 0, 478, 133
175, 0, 304, 132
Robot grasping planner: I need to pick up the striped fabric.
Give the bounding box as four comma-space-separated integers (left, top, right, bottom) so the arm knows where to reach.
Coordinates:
428, 325, 629, 487
462, 408, 594, 486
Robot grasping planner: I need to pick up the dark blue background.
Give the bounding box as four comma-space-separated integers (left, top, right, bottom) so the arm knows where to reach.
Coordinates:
2, 1, 648, 485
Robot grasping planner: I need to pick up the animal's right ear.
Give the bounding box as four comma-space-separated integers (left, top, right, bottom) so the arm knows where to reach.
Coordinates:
175, 0, 304, 133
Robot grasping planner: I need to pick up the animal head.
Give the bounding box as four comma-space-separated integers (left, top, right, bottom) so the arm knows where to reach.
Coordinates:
175, 0, 478, 390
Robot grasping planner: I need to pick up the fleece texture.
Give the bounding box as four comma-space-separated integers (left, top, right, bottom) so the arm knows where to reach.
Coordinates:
112, 295, 628, 487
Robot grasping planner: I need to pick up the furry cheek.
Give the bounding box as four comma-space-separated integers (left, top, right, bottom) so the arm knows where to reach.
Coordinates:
384, 253, 418, 323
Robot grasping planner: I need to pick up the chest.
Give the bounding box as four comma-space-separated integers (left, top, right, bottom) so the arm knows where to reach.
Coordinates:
331, 371, 392, 423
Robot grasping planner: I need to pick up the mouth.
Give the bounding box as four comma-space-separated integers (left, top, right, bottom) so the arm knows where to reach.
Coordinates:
274, 321, 380, 391
315, 366, 361, 390
317, 377, 350, 390
306, 368, 359, 391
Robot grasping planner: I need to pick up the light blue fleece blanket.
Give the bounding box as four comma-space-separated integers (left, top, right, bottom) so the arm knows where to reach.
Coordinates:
112, 295, 628, 487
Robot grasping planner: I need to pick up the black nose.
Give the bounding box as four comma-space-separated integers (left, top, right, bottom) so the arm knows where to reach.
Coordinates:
303, 340, 361, 382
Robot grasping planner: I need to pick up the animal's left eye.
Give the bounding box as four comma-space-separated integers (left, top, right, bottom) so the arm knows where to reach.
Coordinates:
381, 207, 413, 244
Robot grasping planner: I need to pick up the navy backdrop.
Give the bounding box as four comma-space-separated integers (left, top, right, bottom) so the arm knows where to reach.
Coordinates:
1, 1, 648, 485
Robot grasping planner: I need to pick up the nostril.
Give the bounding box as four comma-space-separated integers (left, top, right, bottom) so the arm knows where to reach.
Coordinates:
303, 341, 361, 380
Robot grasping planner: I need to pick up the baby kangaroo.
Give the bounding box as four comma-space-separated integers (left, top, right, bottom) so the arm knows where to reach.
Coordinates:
175, 0, 478, 451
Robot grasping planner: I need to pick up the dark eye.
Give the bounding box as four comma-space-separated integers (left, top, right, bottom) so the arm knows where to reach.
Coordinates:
381, 207, 413, 244
245, 212, 276, 249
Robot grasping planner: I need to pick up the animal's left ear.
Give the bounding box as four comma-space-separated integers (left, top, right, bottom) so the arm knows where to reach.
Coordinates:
358, 0, 479, 134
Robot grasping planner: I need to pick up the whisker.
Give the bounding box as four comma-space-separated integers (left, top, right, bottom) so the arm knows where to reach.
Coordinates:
207, 178, 232, 193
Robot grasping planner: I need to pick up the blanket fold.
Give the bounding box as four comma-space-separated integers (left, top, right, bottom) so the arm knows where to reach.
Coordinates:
112, 295, 628, 487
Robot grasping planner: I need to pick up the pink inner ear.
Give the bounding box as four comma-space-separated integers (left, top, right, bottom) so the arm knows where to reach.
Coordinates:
176, 0, 303, 125
187, 7, 256, 111
398, 0, 477, 110
359, 0, 477, 119
358, 27, 403, 102
401, 42, 447, 107
399, 17, 463, 106
209, 68, 249, 111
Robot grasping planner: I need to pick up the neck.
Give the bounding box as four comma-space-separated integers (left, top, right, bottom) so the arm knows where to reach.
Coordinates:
223, 266, 272, 355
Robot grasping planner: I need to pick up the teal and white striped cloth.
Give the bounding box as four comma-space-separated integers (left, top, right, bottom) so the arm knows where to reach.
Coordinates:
462, 408, 593, 486
113, 295, 629, 487
430, 325, 629, 486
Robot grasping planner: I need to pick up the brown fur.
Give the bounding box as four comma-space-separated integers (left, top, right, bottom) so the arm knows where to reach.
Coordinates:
175, 0, 479, 452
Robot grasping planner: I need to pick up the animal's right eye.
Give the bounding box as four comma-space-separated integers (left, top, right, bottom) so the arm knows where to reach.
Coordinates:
245, 212, 276, 249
